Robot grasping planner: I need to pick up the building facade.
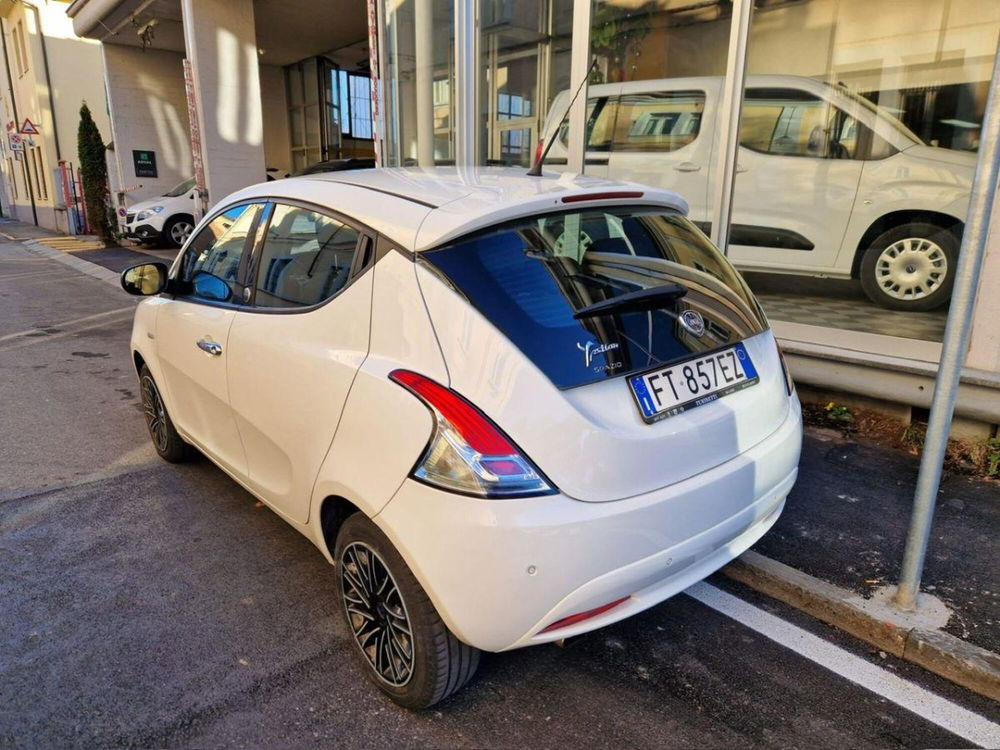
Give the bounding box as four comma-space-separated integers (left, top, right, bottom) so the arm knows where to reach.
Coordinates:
0, 0, 111, 233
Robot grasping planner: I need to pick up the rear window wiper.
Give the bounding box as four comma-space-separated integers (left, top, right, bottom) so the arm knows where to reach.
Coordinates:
572, 282, 688, 319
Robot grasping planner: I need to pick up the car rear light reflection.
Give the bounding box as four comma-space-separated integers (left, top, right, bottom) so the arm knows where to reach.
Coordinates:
538, 596, 631, 634
389, 369, 556, 498
533, 139, 545, 167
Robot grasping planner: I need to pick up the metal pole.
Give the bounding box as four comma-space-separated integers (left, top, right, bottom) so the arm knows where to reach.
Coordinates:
893, 43, 1000, 611
414, 0, 434, 166
453, 0, 479, 168
709, 0, 753, 252
565, 0, 593, 174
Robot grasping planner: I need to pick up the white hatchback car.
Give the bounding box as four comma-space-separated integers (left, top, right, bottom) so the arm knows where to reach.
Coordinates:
120, 167, 802, 708
541, 75, 976, 311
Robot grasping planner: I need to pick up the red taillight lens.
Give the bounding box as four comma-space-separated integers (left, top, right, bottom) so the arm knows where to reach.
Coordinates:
538, 597, 630, 635
389, 370, 555, 498
533, 138, 545, 166
561, 191, 644, 203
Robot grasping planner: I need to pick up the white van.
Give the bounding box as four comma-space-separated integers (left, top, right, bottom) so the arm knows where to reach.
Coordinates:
539, 75, 977, 311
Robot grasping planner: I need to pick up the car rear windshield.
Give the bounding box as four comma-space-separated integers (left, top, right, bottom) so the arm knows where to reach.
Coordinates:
422, 206, 769, 389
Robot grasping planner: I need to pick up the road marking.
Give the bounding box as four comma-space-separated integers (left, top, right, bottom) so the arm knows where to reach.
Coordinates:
0, 269, 76, 282
686, 582, 1000, 749
0, 306, 135, 344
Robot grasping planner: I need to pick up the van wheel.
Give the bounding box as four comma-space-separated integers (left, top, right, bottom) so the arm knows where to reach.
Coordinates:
139, 366, 191, 463
334, 514, 480, 709
163, 215, 195, 248
859, 222, 958, 311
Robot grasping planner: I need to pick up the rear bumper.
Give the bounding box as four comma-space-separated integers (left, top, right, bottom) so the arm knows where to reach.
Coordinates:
375, 397, 802, 652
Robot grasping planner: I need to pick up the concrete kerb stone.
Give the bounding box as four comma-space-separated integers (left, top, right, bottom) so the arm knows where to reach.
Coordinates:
19, 239, 121, 287
722, 550, 1000, 702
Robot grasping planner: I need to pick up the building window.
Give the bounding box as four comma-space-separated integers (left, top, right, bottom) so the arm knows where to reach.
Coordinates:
28, 146, 46, 200
336, 70, 374, 140
12, 21, 29, 76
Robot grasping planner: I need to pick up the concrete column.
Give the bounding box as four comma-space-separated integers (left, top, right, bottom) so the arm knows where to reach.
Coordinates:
966, 189, 1000, 374
413, 0, 435, 166
180, 0, 265, 205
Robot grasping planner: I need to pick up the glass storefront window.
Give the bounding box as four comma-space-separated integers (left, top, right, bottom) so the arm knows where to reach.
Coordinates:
735, 0, 1000, 342
480, 0, 573, 167
381, 0, 456, 166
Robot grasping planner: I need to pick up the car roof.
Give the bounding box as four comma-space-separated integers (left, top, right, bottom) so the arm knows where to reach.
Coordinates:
223, 166, 689, 252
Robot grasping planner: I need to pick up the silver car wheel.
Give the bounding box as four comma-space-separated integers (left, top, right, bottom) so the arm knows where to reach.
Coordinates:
170, 220, 194, 246
874, 237, 948, 301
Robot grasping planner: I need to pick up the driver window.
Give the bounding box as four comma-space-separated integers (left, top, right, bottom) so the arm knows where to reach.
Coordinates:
179, 203, 261, 302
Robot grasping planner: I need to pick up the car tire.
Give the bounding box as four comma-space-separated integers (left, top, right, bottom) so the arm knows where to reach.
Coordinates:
139, 365, 191, 463
859, 222, 958, 311
334, 513, 480, 709
162, 215, 195, 249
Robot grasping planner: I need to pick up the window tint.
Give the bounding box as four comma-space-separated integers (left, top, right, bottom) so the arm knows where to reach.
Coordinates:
612, 91, 704, 152
740, 88, 862, 159
423, 207, 767, 390
179, 203, 260, 303
253, 204, 361, 308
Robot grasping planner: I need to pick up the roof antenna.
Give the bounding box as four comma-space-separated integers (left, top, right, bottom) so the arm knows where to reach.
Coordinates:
527, 58, 597, 177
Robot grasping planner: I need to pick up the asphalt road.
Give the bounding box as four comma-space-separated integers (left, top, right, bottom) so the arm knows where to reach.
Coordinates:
1, 237, 998, 749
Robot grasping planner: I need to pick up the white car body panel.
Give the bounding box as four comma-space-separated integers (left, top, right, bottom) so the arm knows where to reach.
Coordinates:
127, 167, 802, 653
541, 75, 974, 279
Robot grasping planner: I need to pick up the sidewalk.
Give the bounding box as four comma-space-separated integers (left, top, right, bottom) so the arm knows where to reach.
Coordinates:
0, 218, 178, 276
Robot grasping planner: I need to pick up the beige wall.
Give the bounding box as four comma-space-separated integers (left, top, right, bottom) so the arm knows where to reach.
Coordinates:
0, 0, 109, 231
967, 190, 1000, 373
102, 44, 192, 207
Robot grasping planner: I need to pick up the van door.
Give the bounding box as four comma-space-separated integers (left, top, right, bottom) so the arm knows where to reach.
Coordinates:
605, 82, 716, 228
726, 87, 865, 272
226, 202, 373, 524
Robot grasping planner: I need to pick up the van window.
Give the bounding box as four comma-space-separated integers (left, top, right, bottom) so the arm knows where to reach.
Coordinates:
422, 207, 767, 389
558, 97, 617, 151
740, 88, 862, 159
612, 91, 705, 152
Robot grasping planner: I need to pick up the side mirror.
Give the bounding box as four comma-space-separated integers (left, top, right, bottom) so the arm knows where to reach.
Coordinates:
121, 262, 168, 296
191, 271, 232, 302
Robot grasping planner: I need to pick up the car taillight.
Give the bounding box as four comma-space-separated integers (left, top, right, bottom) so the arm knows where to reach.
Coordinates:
533, 138, 544, 166
775, 342, 794, 395
389, 370, 556, 498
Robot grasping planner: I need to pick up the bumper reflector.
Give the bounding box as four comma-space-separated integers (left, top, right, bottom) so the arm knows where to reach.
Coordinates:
538, 596, 630, 634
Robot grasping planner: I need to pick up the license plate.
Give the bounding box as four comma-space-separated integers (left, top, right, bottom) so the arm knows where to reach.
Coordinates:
628, 343, 759, 423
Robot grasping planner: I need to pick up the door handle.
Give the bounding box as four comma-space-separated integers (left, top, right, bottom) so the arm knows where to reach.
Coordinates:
197, 338, 223, 356
673, 161, 701, 172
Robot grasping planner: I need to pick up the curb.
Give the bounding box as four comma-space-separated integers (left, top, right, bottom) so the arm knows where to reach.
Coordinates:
19, 239, 121, 288
722, 550, 1000, 702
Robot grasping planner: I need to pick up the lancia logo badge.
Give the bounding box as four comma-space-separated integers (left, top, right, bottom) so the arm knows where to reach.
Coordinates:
679, 309, 706, 337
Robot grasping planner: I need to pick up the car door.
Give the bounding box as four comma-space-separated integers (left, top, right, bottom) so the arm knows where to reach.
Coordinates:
727, 87, 865, 271
155, 202, 264, 478
226, 201, 374, 524
605, 83, 715, 227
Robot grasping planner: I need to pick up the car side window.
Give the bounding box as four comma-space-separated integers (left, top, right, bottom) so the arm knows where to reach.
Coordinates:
611, 91, 705, 153
178, 203, 260, 303
253, 204, 362, 308
740, 88, 862, 159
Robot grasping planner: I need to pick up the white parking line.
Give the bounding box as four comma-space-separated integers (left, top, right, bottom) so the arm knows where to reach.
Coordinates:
686, 581, 1000, 749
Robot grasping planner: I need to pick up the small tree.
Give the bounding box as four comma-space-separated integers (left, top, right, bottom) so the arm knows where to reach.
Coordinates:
77, 102, 113, 242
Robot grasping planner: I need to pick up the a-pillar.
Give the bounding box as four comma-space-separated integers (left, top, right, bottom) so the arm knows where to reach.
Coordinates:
180, 0, 265, 206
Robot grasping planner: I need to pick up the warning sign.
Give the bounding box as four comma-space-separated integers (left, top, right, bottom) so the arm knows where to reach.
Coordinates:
19, 118, 38, 135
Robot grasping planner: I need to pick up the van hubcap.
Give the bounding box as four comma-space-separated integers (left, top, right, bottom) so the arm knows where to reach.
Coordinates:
875, 237, 947, 301
340, 542, 414, 687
